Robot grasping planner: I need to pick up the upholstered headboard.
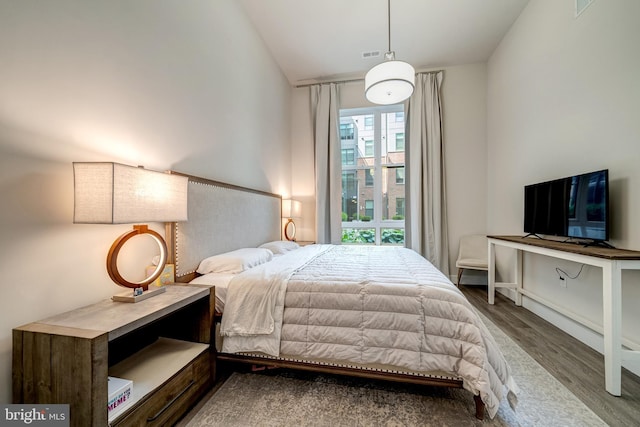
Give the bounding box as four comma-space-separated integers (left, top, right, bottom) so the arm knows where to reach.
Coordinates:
166, 172, 282, 282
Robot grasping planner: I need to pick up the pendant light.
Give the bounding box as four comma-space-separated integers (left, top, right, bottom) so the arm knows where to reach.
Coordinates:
365, 0, 415, 105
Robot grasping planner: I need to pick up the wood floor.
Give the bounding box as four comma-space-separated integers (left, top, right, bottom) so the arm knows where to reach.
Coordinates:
461, 285, 640, 427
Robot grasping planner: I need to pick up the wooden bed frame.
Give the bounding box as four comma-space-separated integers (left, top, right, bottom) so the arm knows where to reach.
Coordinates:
166, 171, 485, 420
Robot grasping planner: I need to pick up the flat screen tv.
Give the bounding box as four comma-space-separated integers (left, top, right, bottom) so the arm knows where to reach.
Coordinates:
524, 169, 609, 244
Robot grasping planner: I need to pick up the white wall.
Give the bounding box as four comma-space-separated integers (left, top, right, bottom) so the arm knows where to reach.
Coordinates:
487, 0, 640, 372
290, 86, 315, 241
441, 64, 488, 279
290, 63, 488, 274
0, 0, 291, 403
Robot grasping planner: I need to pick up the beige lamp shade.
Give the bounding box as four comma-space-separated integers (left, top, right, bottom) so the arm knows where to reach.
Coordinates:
282, 199, 302, 219
73, 162, 188, 224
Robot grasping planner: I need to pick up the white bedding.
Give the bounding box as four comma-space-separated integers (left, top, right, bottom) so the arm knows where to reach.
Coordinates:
220, 244, 517, 418
189, 272, 235, 312
220, 244, 328, 355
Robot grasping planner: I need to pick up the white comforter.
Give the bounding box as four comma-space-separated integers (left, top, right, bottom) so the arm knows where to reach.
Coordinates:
221, 244, 517, 418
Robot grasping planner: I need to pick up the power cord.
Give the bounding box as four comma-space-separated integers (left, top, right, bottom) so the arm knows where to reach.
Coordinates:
556, 264, 586, 280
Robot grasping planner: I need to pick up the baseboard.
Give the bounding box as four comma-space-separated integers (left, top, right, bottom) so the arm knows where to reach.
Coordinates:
497, 288, 640, 378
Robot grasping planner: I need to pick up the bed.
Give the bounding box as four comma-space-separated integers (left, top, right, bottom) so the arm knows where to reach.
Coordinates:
167, 172, 517, 420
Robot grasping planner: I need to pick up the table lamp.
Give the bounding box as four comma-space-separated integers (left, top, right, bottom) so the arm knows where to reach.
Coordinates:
73, 162, 188, 302
282, 199, 301, 241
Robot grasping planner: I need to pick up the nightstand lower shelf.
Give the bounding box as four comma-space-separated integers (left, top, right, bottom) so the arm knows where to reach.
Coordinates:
108, 337, 209, 425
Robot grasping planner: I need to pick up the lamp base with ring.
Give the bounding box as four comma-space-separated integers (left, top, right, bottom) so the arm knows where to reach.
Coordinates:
107, 224, 168, 303
284, 218, 297, 241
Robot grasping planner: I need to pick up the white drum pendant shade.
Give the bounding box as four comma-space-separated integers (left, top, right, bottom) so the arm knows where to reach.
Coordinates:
365, 59, 415, 105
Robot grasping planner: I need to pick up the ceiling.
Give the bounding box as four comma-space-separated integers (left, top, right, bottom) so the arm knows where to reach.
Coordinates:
238, 0, 530, 85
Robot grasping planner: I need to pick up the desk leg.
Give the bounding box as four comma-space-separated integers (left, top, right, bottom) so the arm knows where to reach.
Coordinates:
514, 249, 523, 306
603, 262, 622, 396
488, 241, 496, 305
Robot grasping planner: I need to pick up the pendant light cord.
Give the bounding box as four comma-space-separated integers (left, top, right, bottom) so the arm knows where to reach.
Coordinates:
387, 0, 391, 52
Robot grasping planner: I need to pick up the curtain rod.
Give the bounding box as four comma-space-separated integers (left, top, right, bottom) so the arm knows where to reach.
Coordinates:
294, 77, 363, 88
294, 69, 444, 89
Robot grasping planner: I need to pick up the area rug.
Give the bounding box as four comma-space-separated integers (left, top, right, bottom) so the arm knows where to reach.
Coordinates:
186, 312, 606, 426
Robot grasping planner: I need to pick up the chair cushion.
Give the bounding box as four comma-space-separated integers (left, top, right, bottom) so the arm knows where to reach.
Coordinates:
456, 258, 488, 269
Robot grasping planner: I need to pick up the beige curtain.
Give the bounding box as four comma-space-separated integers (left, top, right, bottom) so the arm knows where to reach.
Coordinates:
405, 71, 449, 275
311, 83, 342, 244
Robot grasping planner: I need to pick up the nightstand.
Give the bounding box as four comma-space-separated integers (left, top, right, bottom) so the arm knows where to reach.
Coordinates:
13, 285, 215, 427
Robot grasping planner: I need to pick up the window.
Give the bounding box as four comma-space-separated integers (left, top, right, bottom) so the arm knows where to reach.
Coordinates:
364, 115, 374, 130
340, 105, 405, 245
341, 171, 358, 221
364, 200, 374, 218
395, 198, 405, 218
365, 168, 374, 186
340, 123, 354, 140
395, 133, 404, 151
341, 148, 355, 166
364, 139, 374, 157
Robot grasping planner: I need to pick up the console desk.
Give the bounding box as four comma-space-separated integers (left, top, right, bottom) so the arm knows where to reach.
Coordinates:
487, 235, 640, 396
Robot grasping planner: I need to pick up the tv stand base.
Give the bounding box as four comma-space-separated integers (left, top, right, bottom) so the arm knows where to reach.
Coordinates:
523, 233, 543, 239
582, 240, 616, 249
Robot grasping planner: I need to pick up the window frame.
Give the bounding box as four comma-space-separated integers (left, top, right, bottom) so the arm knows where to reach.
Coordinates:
340, 104, 405, 245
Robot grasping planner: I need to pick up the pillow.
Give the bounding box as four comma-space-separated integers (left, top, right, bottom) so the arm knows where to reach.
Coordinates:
196, 248, 273, 274
259, 240, 300, 255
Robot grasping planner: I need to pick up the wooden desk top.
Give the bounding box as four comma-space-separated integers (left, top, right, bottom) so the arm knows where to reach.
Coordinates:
488, 235, 640, 261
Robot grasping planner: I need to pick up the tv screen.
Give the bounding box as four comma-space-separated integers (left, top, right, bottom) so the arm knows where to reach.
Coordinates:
524, 178, 571, 237
524, 169, 609, 242
567, 169, 609, 241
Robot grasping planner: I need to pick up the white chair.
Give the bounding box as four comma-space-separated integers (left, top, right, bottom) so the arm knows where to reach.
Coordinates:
455, 235, 489, 286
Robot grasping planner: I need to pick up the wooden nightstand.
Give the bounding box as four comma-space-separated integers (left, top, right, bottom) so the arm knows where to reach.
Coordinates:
13, 285, 215, 427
